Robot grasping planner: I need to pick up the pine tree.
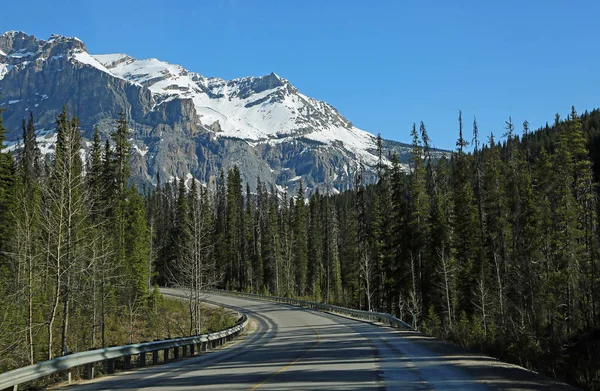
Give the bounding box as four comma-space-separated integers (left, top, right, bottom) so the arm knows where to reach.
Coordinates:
389, 152, 408, 317
307, 191, 323, 301
482, 134, 508, 325
112, 109, 131, 195
293, 181, 308, 296
214, 169, 227, 286
172, 177, 191, 283
550, 111, 582, 338
226, 166, 243, 289
245, 183, 261, 291
87, 127, 103, 221
452, 111, 478, 317
406, 123, 431, 326
568, 106, 598, 328
124, 187, 150, 300
0, 108, 16, 262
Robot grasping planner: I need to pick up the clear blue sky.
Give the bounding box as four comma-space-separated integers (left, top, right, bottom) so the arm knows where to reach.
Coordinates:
2, 0, 599, 150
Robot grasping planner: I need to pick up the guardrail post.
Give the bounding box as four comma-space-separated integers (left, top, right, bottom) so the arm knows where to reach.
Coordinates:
153, 349, 159, 365
182, 345, 188, 357
107, 358, 115, 374
140, 352, 147, 367
124, 355, 132, 370
84, 348, 95, 379
163, 347, 169, 362
190, 343, 195, 356
202, 341, 207, 352
174, 346, 179, 360
85, 361, 94, 379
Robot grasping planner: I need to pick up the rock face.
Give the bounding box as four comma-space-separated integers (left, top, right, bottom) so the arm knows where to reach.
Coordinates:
0, 31, 444, 193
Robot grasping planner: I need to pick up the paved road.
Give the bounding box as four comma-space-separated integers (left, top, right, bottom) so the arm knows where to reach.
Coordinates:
64, 290, 576, 391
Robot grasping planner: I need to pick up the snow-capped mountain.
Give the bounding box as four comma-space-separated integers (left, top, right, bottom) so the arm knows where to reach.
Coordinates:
0, 31, 430, 192
96, 54, 378, 162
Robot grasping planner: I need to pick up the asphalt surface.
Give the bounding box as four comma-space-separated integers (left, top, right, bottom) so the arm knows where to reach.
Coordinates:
63, 290, 578, 391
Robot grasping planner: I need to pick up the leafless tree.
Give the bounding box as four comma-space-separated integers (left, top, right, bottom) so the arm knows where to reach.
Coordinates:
407, 253, 422, 329
473, 272, 492, 336
359, 250, 375, 312
436, 247, 456, 329
169, 186, 218, 335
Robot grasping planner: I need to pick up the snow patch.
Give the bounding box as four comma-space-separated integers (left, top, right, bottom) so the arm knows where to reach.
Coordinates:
72, 51, 111, 73
133, 144, 148, 157
8, 100, 19, 104
7, 51, 34, 59
0, 49, 5, 56
0, 64, 13, 80
4, 130, 57, 156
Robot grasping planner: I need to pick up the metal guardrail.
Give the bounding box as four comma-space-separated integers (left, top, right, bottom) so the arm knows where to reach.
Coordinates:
212, 290, 413, 330
0, 314, 248, 391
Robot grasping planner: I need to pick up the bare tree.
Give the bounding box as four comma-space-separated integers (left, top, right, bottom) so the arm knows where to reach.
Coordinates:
407, 253, 422, 329
11, 189, 43, 364
40, 112, 89, 359
359, 250, 375, 312
473, 272, 492, 336
436, 247, 456, 329
169, 185, 218, 335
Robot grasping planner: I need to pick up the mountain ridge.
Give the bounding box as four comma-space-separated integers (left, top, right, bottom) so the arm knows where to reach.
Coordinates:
0, 31, 443, 193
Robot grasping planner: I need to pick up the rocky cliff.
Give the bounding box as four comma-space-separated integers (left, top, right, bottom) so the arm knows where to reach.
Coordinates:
0, 31, 445, 193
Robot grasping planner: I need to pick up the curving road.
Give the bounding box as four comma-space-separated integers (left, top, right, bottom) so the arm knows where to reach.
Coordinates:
65, 290, 577, 391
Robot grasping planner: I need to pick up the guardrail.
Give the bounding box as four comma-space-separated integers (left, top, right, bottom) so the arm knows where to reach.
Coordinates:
212, 290, 413, 330
0, 314, 248, 391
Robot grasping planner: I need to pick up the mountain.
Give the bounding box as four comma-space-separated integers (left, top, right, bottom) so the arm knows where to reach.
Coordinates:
0, 31, 444, 193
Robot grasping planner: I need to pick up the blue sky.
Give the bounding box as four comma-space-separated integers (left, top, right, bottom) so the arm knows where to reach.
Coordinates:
2, 0, 599, 150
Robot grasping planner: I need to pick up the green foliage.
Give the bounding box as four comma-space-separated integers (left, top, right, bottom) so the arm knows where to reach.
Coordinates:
3, 104, 600, 390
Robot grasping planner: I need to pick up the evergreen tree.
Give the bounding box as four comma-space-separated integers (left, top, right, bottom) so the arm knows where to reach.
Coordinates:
87, 127, 103, 221
308, 190, 323, 302
452, 111, 478, 317
124, 187, 150, 299
0, 108, 16, 262
407, 122, 431, 327
293, 181, 308, 296
226, 166, 243, 289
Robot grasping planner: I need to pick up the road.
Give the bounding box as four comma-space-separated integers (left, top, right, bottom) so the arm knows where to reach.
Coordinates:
64, 290, 577, 391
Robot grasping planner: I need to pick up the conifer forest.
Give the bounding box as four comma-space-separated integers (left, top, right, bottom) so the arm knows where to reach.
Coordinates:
1, 106, 600, 389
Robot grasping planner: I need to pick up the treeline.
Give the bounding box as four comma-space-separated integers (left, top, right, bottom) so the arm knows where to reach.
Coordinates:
148, 107, 599, 389
0, 109, 201, 374
1, 105, 600, 389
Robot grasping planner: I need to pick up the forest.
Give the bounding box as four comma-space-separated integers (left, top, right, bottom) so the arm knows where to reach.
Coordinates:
1, 106, 600, 389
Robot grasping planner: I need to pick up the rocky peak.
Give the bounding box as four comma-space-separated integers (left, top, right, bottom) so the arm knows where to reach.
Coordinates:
0, 31, 39, 56
0, 31, 90, 75
43, 33, 87, 55
228, 72, 287, 100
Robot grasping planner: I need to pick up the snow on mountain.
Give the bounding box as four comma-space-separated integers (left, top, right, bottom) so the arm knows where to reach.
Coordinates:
72, 50, 112, 73
0, 31, 421, 192
93, 53, 380, 164
0, 29, 380, 165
